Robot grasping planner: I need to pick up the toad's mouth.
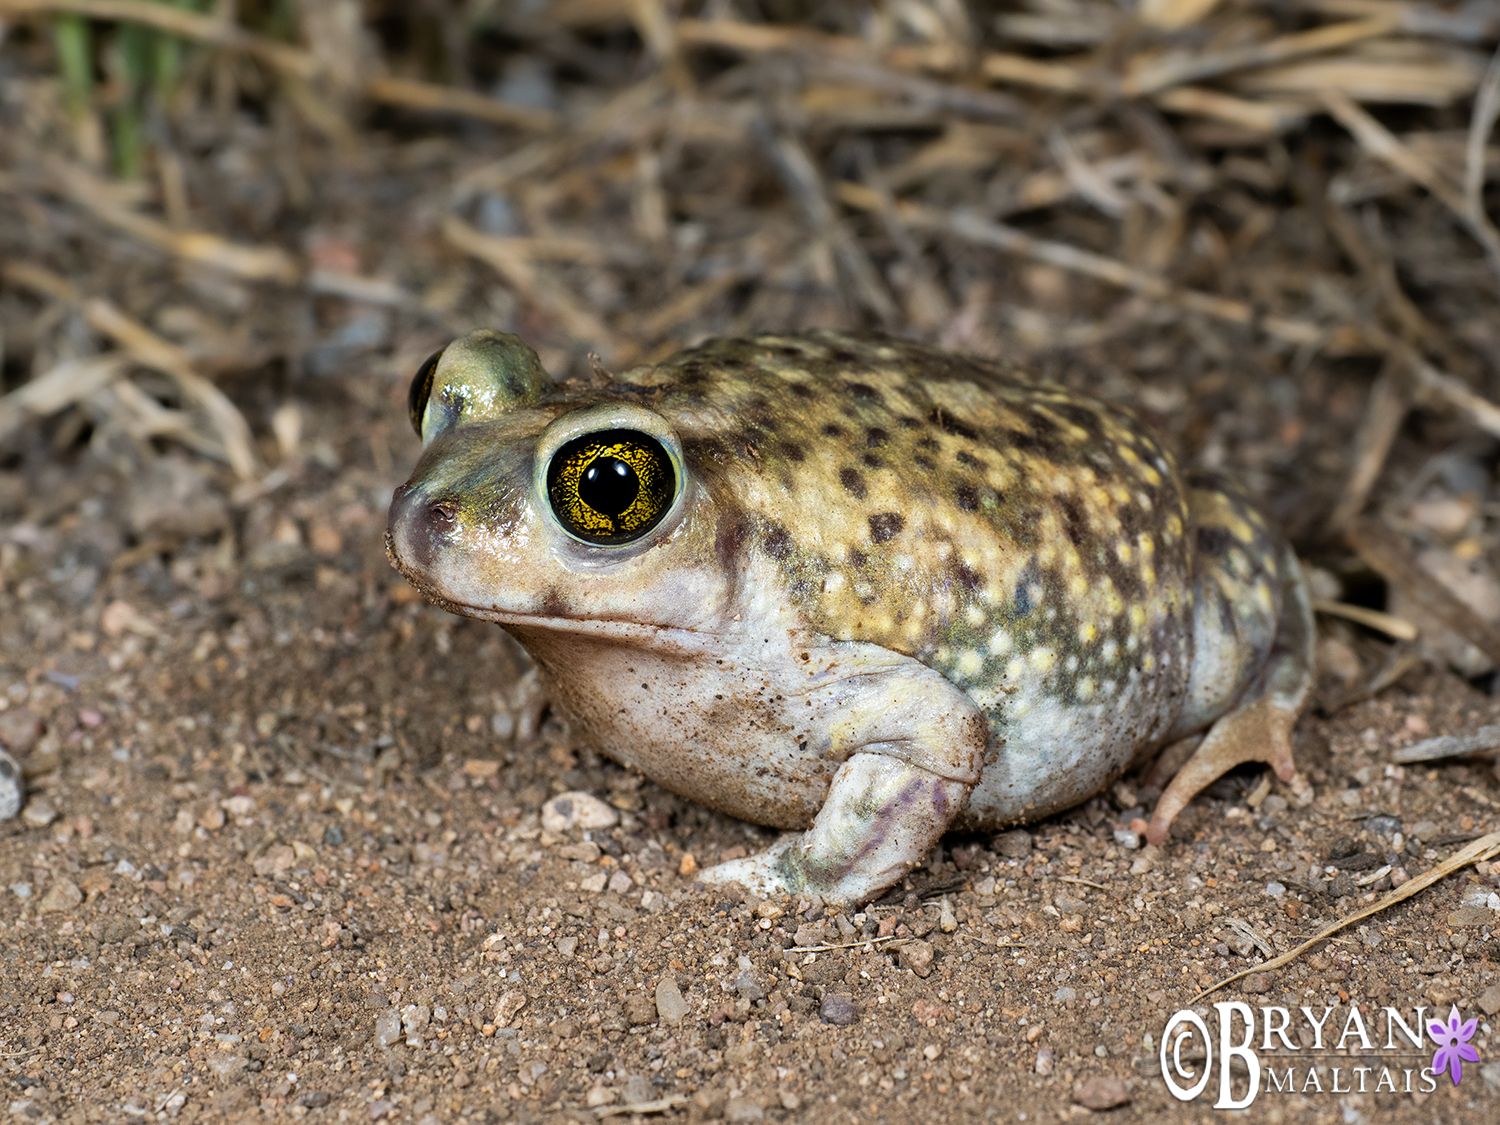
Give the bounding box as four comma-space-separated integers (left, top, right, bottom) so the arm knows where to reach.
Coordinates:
385, 530, 725, 656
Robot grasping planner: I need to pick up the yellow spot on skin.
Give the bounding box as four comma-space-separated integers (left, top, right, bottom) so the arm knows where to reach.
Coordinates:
958, 650, 983, 678
1030, 647, 1055, 674
1078, 678, 1095, 700
1130, 604, 1147, 630
990, 631, 1012, 657
1078, 622, 1097, 645
1005, 657, 1025, 681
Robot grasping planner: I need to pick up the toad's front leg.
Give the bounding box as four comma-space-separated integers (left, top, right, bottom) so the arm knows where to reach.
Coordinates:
701, 656, 988, 906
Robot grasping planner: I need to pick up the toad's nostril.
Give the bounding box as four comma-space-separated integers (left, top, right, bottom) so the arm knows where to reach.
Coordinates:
430, 500, 457, 525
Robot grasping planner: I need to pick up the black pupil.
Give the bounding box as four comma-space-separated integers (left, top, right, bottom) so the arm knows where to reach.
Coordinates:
579, 457, 639, 516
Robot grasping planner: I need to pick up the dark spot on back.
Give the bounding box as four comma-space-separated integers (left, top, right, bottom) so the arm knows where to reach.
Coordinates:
847, 548, 866, 569
929, 408, 979, 441
780, 442, 805, 462
840, 468, 867, 499
916, 437, 939, 451
955, 484, 979, 511
1196, 525, 1232, 557
956, 450, 984, 468
913, 454, 936, 471
790, 383, 816, 399
822, 423, 845, 438
832, 349, 857, 363
1055, 402, 1100, 431
952, 561, 983, 594
866, 427, 889, 448
762, 523, 793, 560
868, 513, 904, 543
1059, 495, 1087, 546
847, 383, 882, 402
862, 453, 884, 470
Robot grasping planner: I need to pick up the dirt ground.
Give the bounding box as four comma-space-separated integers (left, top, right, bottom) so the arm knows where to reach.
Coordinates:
3, 3, 1500, 1124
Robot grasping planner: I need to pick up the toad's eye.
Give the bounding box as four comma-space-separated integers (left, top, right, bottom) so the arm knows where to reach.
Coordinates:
407, 347, 445, 436
546, 429, 676, 545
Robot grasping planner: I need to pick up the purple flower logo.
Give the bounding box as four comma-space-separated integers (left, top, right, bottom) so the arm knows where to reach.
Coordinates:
1428, 1005, 1480, 1086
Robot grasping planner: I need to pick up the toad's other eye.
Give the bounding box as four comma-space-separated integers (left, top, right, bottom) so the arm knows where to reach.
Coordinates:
407, 347, 445, 436
546, 429, 677, 545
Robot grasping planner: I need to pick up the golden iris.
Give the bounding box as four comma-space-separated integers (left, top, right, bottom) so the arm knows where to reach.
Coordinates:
546, 429, 675, 544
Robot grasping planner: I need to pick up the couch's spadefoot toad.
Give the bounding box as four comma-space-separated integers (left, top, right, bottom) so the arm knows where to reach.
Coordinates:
388, 330, 1314, 904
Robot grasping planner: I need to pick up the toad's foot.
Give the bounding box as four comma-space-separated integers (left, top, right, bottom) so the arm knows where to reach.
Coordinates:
1144, 695, 1298, 846
701, 753, 971, 906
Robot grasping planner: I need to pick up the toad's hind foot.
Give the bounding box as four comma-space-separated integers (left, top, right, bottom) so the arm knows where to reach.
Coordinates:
1144, 696, 1298, 845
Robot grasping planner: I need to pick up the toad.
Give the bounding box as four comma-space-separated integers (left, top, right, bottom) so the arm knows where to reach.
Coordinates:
388, 330, 1313, 904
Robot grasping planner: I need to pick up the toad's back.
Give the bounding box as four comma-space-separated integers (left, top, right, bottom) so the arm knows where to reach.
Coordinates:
634, 332, 1203, 823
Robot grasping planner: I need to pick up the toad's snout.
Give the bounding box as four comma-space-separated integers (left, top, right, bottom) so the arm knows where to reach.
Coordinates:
387, 481, 459, 576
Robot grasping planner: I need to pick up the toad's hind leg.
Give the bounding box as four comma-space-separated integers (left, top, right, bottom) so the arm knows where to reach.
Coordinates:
1145, 479, 1315, 845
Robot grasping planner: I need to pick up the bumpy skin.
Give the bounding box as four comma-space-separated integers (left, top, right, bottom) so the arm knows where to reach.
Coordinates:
387, 329, 1314, 904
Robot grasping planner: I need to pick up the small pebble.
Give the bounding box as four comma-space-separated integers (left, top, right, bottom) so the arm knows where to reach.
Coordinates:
1112, 827, 1140, 850
0, 749, 22, 820
1073, 1075, 1131, 1110
540, 791, 618, 834
819, 994, 858, 1026
734, 956, 765, 1001
21, 797, 56, 828
1034, 1047, 1054, 1075
38, 879, 82, 914
898, 939, 934, 978
1264, 881, 1286, 897
939, 895, 957, 933
994, 829, 1032, 859
655, 975, 690, 1026
495, 990, 527, 1027
0, 709, 42, 755
374, 1009, 402, 1047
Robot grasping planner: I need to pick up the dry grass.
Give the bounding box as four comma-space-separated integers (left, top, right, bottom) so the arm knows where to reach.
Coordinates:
1, 0, 1499, 697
